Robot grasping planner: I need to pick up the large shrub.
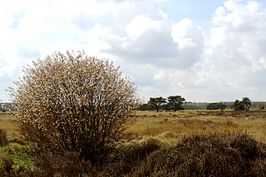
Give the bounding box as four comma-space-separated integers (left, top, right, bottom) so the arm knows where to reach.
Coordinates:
12, 51, 137, 165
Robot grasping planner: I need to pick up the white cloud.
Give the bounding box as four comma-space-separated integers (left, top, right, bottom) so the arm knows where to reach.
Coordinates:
111, 0, 266, 101
171, 18, 203, 49
125, 15, 163, 40
105, 13, 204, 69
194, 0, 266, 101
0, 0, 266, 102
0, 0, 129, 101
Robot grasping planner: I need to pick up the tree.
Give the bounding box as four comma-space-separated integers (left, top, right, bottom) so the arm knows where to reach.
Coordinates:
232, 97, 251, 111
11, 51, 137, 165
148, 97, 166, 112
137, 103, 153, 111
207, 102, 227, 111
242, 97, 251, 110
167, 95, 185, 111
233, 100, 243, 111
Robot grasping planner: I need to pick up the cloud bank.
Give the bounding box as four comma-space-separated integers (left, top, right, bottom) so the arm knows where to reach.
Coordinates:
0, 0, 265, 102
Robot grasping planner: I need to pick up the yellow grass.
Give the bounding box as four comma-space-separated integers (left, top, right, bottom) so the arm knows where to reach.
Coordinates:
0, 112, 20, 141
126, 110, 266, 144
1, 110, 266, 144
1, 110, 266, 176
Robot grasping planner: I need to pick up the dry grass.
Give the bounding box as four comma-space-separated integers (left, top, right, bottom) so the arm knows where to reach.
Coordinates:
1, 110, 266, 176
131, 133, 266, 177
0, 113, 20, 141
0, 129, 8, 146
126, 110, 266, 144
1, 110, 266, 145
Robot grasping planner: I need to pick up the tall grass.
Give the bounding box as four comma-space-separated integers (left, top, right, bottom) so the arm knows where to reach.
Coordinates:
0, 129, 8, 146
0, 113, 20, 141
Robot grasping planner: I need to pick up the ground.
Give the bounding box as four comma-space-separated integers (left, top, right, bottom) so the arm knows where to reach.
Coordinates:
126, 110, 266, 144
1, 110, 266, 175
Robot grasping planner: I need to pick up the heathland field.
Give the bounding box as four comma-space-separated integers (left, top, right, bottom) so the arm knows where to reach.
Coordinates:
126, 110, 266, 144
0, 113, 20, 141
2, 110, 266, 144
1, 110, 266, 176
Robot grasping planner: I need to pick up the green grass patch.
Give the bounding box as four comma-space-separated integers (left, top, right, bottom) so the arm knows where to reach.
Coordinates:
0, 143, 34, 169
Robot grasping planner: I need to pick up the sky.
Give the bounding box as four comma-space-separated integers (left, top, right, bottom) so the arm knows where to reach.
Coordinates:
1, 0, 266, 102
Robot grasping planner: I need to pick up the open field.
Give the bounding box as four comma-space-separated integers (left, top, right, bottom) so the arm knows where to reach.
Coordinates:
1, 110, 266, 176
0, 113, 34, 175
0, 113, 20, 141
1, 110, 266, 144
125, 110, 266, 144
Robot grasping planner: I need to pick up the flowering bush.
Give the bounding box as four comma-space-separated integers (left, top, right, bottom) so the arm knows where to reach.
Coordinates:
12, 51, 137, 165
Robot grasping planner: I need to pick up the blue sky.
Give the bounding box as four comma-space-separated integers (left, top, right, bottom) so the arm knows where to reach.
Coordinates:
1, 0, 266, 102
156, 0, 225, 25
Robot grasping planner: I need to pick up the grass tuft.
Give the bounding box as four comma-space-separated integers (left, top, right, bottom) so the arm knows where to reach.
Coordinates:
0, 129, 8, 146
102, 138, 162, 176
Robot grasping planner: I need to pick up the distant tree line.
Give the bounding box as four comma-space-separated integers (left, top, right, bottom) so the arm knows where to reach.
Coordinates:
2, 96, 264, 113
204, 97, 252, 111
0, 103, 15, 112
206, 102, 227, 111
138, 96, 264, 112
138, 95, 186, 112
